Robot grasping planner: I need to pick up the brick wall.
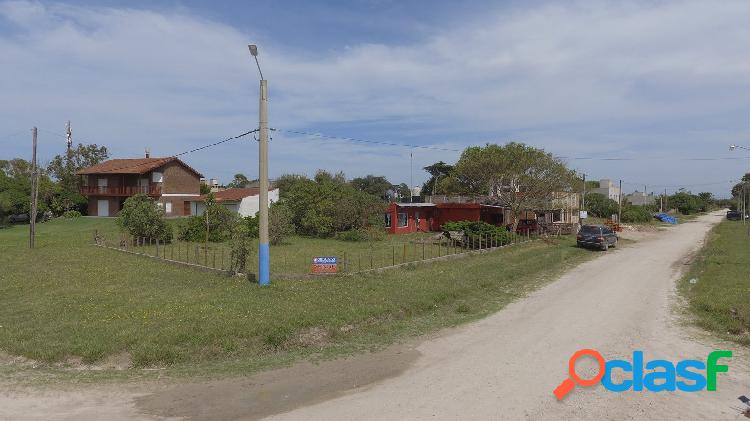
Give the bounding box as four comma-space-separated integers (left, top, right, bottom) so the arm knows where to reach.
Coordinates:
161, 161, 200, 195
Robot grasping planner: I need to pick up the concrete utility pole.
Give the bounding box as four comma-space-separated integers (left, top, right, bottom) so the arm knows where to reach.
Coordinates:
581, 173, 586, 211
618, 179, 623, 222
29, 127, 38, 249
410, 150, 413, 203
249, 44, 270, 286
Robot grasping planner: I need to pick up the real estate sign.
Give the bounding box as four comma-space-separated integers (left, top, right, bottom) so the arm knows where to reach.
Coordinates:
312, 256, 338, 274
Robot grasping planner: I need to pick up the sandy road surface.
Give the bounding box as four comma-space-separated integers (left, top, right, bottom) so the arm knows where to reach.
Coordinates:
2, 212, 748, 420
265, 211, 750, 420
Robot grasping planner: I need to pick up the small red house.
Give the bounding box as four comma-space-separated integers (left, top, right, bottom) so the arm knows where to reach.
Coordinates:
385, 202, 510, 234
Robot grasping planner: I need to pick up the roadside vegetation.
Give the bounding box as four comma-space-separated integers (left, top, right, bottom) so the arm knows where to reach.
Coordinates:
679, 219, 750, 345
0, 217, 594, 381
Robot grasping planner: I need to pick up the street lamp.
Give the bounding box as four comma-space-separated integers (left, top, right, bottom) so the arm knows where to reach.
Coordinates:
248, 44, 270, 286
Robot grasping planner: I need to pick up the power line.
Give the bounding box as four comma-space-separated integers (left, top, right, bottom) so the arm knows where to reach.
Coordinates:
41, 128, 258, 174
273, 127, 750, 162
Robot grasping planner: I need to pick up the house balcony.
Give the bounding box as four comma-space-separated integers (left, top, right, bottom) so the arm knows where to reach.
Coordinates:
79, 185, 162, 197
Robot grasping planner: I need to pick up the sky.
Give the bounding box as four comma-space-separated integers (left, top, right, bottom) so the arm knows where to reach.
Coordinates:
1, 0, 749, 197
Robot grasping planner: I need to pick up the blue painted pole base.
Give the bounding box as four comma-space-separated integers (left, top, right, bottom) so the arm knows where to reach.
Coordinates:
259, 243, 270, 286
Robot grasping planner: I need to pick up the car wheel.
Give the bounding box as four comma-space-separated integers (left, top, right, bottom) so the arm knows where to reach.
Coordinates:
602, 242, 609, 251
611, 240, 617, 248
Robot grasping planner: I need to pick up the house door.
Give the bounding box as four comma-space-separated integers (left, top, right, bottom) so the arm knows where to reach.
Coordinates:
139, 178, 149, 193
183, 201, 191, 216
415, 211, 421, 231
97, 199, 109, 217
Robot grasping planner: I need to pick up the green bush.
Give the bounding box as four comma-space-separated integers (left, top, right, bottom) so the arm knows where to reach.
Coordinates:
269, 202, 295, 245
621, 206, 652, 223
63, 210, 81, 218
117, 194, 172, 242
177, 204, 238, 243
441, 220, 512, 247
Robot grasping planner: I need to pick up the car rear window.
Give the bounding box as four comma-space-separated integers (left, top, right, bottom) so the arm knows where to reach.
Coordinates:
580, 226, 600, 234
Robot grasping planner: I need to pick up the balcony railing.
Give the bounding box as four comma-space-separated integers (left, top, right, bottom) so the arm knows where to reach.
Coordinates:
79, 185, 162, 197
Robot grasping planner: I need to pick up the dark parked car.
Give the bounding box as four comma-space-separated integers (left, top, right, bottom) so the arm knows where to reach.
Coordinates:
727, 210, 742, 221
6, 212, 52, 224
7, 213, 30, 224
577, 224, 618, 251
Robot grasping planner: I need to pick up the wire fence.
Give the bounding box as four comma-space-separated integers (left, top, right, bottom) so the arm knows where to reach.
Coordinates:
93, 229, 548, 278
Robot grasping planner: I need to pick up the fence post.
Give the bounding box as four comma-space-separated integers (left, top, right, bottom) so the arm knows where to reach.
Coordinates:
221, 248, 224, 270
438, 240, 441, 257
204, 244, 208, 266
422, 242, 425, 260
359, 252, 361, 271
213, 249, 216, 269
195, 245, 199, 264
370, 252, 373, 269
392, 245, 395, 266
403, 243, 407, 263
343, 252, 347, 273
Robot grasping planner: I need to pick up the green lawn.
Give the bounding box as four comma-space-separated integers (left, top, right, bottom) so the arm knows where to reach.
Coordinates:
0, 217, 595, 381
680, 219, 750, 344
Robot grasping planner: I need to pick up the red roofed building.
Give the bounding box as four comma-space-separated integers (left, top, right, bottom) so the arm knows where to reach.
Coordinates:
192, 187, 280, 218
76, 156, 203, 217
385, 202, 512, 234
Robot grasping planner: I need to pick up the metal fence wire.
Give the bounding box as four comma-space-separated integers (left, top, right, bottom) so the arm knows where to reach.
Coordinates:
92, 229, 543, 277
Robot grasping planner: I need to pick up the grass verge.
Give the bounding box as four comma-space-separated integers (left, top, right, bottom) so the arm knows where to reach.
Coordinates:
679, 219, 750, 344
0, 217, 596, 383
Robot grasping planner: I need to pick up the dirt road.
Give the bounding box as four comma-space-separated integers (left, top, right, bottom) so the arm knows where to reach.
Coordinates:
263, 211, 750, 420
3, 211, 749, 420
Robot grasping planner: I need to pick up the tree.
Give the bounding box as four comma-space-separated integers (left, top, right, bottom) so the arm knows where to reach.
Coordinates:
0, 158, 54, 218
584, 193, 619, 218
47, 144, 108, 214
350, 175, 392, 200
731, 173, 750, 198
669, 191, 701, 215
421, 161, 454, 196
448, 142, 576, 229
279, 171, 385, 237
227, 173, 251, 189
117, 194, 172, 242
393, 183, 411, 201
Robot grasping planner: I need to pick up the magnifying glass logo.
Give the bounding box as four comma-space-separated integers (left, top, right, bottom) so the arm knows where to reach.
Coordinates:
553, 348, 606, 400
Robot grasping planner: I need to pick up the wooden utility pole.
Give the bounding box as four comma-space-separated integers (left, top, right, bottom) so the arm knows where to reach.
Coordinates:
29, 127, 38, 249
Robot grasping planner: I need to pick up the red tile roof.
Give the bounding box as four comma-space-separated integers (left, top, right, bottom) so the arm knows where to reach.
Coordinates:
200, 187, 274, 202
75, 157, 202, 177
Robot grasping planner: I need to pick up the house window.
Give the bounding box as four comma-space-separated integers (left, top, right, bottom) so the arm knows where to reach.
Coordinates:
385, 213, 392, 227
397, 212, 408, 227
152, 172, 163, 183
165, 201, 173, 214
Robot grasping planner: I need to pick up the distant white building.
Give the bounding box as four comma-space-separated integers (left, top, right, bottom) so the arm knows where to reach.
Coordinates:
590, 179, 621, 202
624, 191, 656, 206
192, 187, 279, 218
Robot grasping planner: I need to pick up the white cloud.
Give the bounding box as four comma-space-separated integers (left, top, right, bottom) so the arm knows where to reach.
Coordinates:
1, 0, 749, 194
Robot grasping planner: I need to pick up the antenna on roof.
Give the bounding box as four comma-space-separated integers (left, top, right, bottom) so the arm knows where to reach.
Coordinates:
145, 147, 150, 159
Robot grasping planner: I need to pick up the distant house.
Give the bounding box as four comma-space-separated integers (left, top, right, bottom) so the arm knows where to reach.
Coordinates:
385, 202, 510, 234
624, 191, 656, 206
76, 156, 202, 217
589, 179, 621, 202
192, 187, 280, 218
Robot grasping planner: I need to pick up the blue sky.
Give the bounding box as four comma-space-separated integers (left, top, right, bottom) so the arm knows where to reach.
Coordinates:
1, 0, 749, 196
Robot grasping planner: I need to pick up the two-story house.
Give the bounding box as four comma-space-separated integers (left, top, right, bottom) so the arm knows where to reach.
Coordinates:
76, 156, 203, 217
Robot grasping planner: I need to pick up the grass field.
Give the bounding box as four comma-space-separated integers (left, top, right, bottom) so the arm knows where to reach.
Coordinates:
680, 219, 750, 344
0, 217, 595, 381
